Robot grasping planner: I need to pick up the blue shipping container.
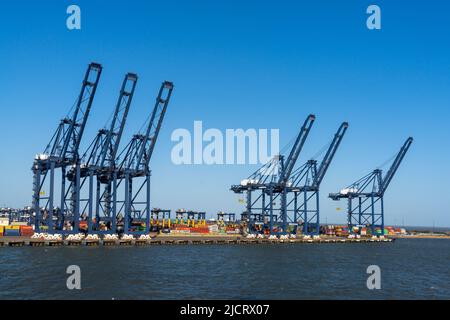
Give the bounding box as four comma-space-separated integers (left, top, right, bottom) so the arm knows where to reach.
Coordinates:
4, 229, 21, 236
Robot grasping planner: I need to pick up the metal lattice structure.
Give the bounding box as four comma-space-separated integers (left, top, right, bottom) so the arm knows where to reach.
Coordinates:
231, 114, 316, 235
329, 137, 413, 235
284, 122, 348, 234
32, 63, 102, 233
217, 212, 236, 222
114, 81, 174, 234
32, 63, 173, 235
76, 73, 138, 234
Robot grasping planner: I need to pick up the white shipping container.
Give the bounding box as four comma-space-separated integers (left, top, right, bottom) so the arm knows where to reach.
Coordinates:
208, 225, 219, 232
11, 222, 28, 226
0, 218, 9, 226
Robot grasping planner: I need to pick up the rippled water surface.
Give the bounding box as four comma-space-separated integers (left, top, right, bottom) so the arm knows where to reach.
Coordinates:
0, 239, 449, 299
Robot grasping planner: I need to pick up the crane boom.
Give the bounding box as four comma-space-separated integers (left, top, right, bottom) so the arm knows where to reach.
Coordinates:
279, 114, 315, 184
135, 81, 173, 171
327, 136, 413, 236
98, 73, 137, 169
45, 62, 102, 165
380, 137, 413, 194
119, 81, 174, 174
312, 122, 348, 188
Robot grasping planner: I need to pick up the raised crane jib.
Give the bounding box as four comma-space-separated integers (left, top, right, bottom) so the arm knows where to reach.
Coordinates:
98, 73, 138, 170
135, 81, 174, 171
118, 81, 174, 173
380, 137, 413, 195
279, 114, 315, 184
44, 62, 102, 165
313, 122, 348, 188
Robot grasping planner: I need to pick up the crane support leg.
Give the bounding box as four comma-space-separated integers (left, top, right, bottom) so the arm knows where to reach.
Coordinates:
112, 172, 118, 233
48, 162, 55, 232
124, 173, 131, 234
88, 172, 94, 233
145, 172, 151, 234
32, 168, 41, 232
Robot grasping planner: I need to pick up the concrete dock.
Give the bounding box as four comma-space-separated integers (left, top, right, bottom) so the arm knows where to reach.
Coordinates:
0, 235, 394, 247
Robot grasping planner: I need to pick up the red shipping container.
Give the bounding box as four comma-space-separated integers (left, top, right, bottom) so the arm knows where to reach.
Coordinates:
20, 226, 34, 236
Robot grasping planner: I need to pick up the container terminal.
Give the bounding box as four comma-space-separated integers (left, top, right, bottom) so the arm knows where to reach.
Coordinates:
0, 62, 419, 247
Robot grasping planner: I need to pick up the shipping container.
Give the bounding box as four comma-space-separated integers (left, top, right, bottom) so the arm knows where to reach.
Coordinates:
20, 226, 34, 236
4, 229, 21, 236
11, 222, 28, 226
0, 218, 9, 226
5, 225, 20, 230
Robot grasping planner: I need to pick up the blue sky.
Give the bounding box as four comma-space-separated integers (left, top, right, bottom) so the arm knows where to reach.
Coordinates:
0, 1, 449, 227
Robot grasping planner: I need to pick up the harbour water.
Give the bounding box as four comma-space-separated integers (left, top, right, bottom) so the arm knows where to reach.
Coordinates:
0, 238, 448, 300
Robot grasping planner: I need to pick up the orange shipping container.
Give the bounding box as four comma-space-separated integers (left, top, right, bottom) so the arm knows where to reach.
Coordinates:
20, 226, 34, 236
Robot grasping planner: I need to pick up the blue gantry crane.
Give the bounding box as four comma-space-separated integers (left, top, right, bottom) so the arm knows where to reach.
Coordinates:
329, 137, 413, 236
31, 63, 173, 236
32, 62, 102, 233
75, 73, 138, 234
217, 212, 236, 223
115, 81, 174, 234
284, 122, 348, 235
231, 114, 316, 235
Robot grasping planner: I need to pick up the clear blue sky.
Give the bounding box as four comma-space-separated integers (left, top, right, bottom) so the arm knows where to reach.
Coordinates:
0, 1, 449, 227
